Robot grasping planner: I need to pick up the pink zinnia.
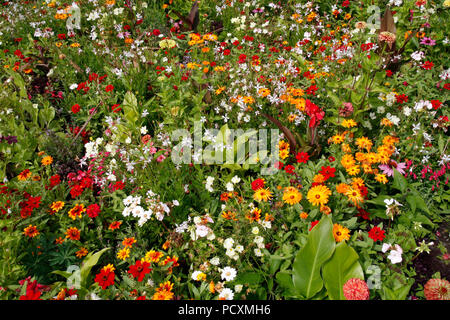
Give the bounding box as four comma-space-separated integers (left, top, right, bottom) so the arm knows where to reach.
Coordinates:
343, 278, 370, 300
378, 161, 406, 177
424, 279, 450, 300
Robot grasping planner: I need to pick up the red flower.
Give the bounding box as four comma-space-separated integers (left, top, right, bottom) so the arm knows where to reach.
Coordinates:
396, 94, 409, 104
251, 178, 265, 191
128, 260, 152, 282
152, 29, 161, 36
431, 99, 442, 110
71, 104, 81, 113
368, 226, 385, 242
111, 104, 122, 113
309, 220, 319, 231
343, 278, 370, 300
95, 269, 115, 289
357, 208, 371, 220
421, 61, 434, 70
385, 70, 393, 77
238, 54, 247, 63
296, 151, 309, 164
319, 166, 336, 180
105, 84, 114, 92
275, 161, 284, 170
304, 99, 324, 128
223, 49, 231, 56
342, 0, 350, 7
86, 204, 101, 218
328, 156, 336, 162
284, 164, 295, 174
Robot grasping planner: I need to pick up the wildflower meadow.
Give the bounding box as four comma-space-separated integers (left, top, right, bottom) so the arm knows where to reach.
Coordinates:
0, 0, 449, 303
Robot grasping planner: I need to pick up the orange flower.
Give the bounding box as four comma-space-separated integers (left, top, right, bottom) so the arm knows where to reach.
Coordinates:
122, 237, 137, 248
162, 256, 179, 273
76, 247, 88, 258
144, 250, 164, 263
68, 204, 85, 220
41, 156, 53, 166
24, 225, 39, 238
109, 221, 122, 230
246, 208, 261, 222
18, 169, 32, 181
66, 227, 81, 241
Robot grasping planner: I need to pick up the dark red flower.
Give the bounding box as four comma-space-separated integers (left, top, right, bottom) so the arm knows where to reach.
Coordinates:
396, 94, 409, 104
284, 164, 295, 174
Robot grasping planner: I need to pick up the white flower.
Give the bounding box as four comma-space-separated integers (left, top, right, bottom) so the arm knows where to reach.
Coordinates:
221, 266, 237, 282
387, 245, 403, 264
254, 236, 264, 245
225, 247, 236, 258
231, 175, 241, 184
140, 126, 148, 135
223, 238, 235, 249
131, 206, 144, 218
196, 224, 211, 238
225, 182, 234, 192
382, 243, 391, 253
70, 83, 78, 90
191, 271, 205, 281
172, 200, 179, 206
210, 257, 220, 266
235, 244, 244, 253
234, 284, 243, 293
403, 107, 412, 117
218, 288, 234, 300
251, 227, 259, 235
254, 248, 263, 257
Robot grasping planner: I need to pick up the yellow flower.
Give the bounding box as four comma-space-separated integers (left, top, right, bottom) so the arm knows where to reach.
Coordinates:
345, 187, 363, 206
41, 156, 53, 166
375, 173, 388, 184
307, 185, 332, 207
346, 165, 360, 176
341, 154, 356, 169
253, 188, 273, 202
282, 187, 302, 205
258, 88, 271, 97
333, 224, 350, 242
68, 204, 85, 220
355, 137, 373, 151
51, 201, 65, 213
279, 148, 290, 160
299, 212, 308, 219
341, 119, 357, 128
117, 247, 130, 260
331, 134, 345, 144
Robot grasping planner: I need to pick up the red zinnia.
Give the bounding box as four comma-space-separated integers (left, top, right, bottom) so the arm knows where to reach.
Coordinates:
284, 164, 295, 174
343, 278, 370, 300
71, 104, 81, 114
94, 269, 115, 289
396, 94, 409, 104
296, 151, 309, 164
430, 99, 442, 110
368, 226, 385, 242
319, 166, 336, 180
128, 260, 152, 282
86, 204, 101, 218
105, 84, 114, 92
251, 178, 265, 191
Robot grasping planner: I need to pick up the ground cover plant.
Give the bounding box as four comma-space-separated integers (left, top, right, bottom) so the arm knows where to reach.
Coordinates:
0, 0, 449, 301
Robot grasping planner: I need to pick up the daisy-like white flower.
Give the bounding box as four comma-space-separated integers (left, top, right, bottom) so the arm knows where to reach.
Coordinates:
221, 267, 237, 282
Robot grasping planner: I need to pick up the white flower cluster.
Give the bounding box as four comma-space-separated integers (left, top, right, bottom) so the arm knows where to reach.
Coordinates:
122, 190, 173, 226
223, 237, 244, 260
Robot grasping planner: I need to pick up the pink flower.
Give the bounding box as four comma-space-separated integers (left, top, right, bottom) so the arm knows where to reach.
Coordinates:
378, 161, 406, 177
343, 278, 370, 300
156, 155, 166, 162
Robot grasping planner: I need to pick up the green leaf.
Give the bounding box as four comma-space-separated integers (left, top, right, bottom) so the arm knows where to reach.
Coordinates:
292, 215, 335, 298
392, 169, 408, 194
237, 272, 263, 285
322, 242, 364, 300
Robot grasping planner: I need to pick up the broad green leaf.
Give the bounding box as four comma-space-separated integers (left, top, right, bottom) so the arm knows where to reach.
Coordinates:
292, 215, 335, 298
237, 272, 263, 285
392, 169, 408, 194
322, 242, 364, 300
